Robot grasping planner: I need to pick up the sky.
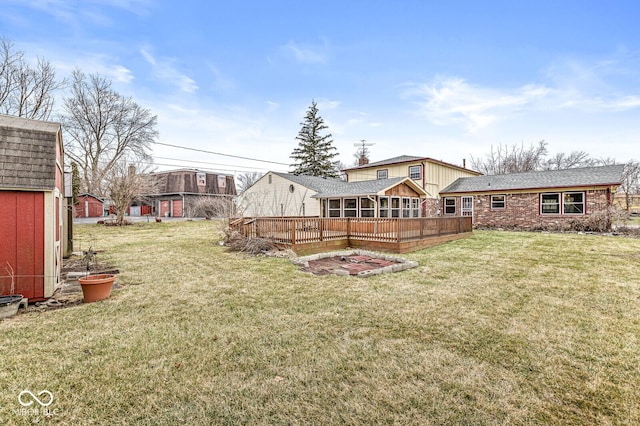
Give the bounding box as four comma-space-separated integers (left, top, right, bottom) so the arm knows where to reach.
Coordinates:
1, 0, 639, 177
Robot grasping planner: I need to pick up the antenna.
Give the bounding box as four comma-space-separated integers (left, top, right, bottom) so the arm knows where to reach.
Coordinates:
354, 139, 375, 159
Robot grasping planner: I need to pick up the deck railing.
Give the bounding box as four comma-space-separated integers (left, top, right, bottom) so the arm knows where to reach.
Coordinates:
230, 216, 471, 245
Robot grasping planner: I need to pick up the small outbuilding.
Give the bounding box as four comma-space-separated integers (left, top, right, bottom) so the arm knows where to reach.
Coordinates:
74, 193, 105, 218
0, 115, 65, 301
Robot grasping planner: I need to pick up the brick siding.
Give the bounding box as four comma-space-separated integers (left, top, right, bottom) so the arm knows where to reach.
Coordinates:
450, 189, 612, 230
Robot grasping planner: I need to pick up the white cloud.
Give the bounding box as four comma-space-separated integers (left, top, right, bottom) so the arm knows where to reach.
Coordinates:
405, 77, 548, 132
140, 48, 198, 94
284, 41, 327, 64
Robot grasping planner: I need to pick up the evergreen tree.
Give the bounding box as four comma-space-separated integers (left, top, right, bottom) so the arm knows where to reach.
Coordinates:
71, 161, 81, 205
290, 100, 339, 177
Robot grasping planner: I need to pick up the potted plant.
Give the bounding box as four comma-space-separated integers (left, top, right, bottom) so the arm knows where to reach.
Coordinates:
78, 247, 116, 303
0, 262, 23, 320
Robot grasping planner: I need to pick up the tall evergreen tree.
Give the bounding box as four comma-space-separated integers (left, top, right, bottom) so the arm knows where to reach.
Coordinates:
290, 100, 339, 177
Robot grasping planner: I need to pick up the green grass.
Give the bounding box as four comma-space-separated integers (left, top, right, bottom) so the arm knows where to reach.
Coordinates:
2, 221, 640, 424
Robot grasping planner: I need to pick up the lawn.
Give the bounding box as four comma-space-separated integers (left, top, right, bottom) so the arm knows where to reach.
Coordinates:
1, 221, 639, 425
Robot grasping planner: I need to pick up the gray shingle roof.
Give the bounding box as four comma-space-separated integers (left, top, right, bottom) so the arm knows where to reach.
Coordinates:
0, 114, 61, 190
441, 164, 625, 194
272, 172, 423, 198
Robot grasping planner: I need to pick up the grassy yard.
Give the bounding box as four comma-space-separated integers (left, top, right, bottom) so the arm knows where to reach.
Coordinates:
1, 221, 639, 425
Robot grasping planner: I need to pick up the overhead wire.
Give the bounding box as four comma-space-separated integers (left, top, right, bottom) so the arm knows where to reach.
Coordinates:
150, 141, 290, 166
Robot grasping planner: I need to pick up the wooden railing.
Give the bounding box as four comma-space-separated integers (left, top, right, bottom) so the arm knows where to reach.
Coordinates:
230, 216, 472, 245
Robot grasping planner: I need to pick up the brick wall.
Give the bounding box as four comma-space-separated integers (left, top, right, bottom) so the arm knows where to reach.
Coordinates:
423, 198, 440, 217
451, 189, 611, 230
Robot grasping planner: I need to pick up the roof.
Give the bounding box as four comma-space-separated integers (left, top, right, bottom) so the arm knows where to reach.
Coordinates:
440, 164, 625, 194
0, 114, 61, 190
342, 154, 481, 175
271, 172, 426, 198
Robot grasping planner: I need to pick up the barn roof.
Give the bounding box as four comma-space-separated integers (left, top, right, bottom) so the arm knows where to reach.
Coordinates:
441, 164, 625, 194
0, 115, 61, 190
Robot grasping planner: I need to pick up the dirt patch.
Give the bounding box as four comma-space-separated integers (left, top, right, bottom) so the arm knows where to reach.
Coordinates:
293, 250, 418, 277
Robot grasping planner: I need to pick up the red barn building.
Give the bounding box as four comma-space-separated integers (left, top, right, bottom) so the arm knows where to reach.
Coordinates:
75, 193, 105, 218
0, 115, 65, 301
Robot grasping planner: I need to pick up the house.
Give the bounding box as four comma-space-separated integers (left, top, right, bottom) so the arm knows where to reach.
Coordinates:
342, 155, 481, 215
238, 171, 427, 218
75, 193, 105, 218
614, 192, 640, 215
145, 169, 236, 217
439, 164, 625, 230
0, 115, 65, 301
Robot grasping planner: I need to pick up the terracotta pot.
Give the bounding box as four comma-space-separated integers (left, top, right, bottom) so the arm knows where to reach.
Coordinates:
0, 295, 23, 319
78, 274, 115, 303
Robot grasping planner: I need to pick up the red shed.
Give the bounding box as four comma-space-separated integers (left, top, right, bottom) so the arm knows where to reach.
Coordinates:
0, 115, 65, 302
75, 193, 105, 218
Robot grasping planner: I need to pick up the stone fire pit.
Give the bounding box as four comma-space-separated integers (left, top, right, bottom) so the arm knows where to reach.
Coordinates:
292, 250, 418, 277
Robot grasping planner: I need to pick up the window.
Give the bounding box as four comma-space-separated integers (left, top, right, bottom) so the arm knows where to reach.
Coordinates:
541, 192, 585, 215
328, 199, 341, 217
402, 197, 411, 217
444, 197, 456, 215
491, 195, 506, 209
563, 192, 584, 214
344, 198, 357, 217
197, 172, 206, 186
409, 165, 422, 180
379, 197, 389, 217
360, 198, 375, 217
321, 199, 327, 217
289, 184, 295, 193
541, 193, 560, 214
412, 198, 420, 217
377, 169, 388, 180
391, 197, 401, 218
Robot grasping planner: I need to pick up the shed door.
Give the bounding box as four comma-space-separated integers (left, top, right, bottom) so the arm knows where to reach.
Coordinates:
0, 191, 45, 299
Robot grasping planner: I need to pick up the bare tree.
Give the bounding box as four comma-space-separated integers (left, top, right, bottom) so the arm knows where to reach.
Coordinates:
61, 69, 158, 195
619, 160, 640, 213
541, 150, 598, 170
192, 196, 237, 218
470, 141, 548, 175
106, 162, 160, 226
236, 171, 263, 193
0, 38, 64, 120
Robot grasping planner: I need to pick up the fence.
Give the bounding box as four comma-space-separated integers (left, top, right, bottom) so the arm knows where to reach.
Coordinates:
229, 216, 472, 254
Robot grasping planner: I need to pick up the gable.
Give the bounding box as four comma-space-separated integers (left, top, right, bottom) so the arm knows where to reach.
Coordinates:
385, 182, 421, 197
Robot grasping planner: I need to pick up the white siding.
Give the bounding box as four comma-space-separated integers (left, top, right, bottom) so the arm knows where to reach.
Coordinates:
236, 173, 320, 217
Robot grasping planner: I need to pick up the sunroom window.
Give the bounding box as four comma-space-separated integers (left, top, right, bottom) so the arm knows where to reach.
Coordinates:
344, 198, 357, 217
360, 198, 375, 217
328, 199, 341, 217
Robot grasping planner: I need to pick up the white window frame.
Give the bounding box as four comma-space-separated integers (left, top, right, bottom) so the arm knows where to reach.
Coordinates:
563, 192, 585, 215
491, 194, 506, 209
379, 196, 389, 217
402, 197, 411, 218
344, 198, 358, 217
328, 199, 341, 217
391, 197, 401, 218
409, 165, 422, 180
360, 197, 375, 217
412, 198, 420, 217
377, 169, 388, 180
540, 193, 561, 215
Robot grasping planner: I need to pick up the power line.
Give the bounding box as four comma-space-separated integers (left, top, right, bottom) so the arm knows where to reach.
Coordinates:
151, 141, 290, 166
153, 156, 274, 171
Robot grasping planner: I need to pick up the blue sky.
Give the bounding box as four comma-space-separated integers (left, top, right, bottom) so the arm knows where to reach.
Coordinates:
1, 0, 639, 175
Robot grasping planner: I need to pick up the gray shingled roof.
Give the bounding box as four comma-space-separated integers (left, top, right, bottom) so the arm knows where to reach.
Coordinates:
0, 114, 61, 190
441, 164, 625, 194
272, 172, 424, 198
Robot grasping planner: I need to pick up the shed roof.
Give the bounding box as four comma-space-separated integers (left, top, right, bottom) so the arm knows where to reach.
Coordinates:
0, 114, 61, 190
440, 164, 625, 194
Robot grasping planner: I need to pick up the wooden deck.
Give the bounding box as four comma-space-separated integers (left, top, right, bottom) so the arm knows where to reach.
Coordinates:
229, 217, 472, 255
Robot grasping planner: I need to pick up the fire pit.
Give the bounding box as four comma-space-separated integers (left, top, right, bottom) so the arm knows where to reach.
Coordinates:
292, 250, 418, 277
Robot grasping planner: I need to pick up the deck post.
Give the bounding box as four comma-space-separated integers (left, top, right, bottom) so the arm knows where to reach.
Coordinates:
319, 218, 324, 241
291, 219, 296, 244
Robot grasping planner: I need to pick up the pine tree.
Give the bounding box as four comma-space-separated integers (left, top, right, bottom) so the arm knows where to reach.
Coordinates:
290, 100, 339, 177
71, 161, 81, 205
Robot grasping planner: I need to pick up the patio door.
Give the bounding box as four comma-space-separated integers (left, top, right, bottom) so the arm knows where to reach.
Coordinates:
461, 196, 474, 223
